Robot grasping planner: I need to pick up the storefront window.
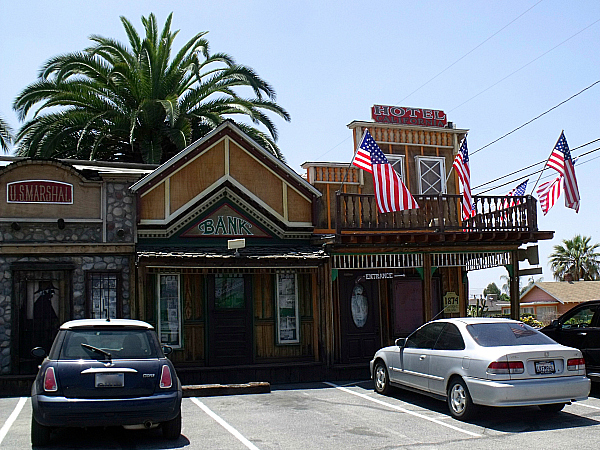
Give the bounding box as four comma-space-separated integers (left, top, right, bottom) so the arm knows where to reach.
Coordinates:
215, 274, 245, 309
158, 274, 181, 348
276, 273, 299, 344
415, 156, 446, 194
86, 272, 120, 319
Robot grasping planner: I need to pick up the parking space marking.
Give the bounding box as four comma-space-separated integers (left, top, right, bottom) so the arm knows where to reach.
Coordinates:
0, 397, 27, 445
323, 382, 481, 437
190, 397, 261, 450
575, 402, 600, 410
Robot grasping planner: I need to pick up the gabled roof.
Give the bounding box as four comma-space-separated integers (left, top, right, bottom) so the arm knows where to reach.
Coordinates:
521, 281, 600, 304
130, 120, 321, 198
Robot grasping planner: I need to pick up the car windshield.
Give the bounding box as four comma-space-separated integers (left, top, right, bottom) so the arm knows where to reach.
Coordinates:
466, 322, 556, 347
59, 329, 159, 360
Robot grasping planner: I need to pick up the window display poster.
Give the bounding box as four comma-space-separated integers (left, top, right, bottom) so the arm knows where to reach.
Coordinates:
276, 273, 299, 344
159, 274, 181, 347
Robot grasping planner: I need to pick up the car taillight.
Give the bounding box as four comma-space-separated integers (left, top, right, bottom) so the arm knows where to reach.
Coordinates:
567, 358, 585, 371
43, 367, 58, 392
487, 361, 524, 374
159, 365, 172, 388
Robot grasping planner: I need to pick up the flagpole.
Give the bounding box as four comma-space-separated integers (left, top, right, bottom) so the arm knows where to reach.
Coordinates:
339, 129, 367, 191
530, 131, 563, 194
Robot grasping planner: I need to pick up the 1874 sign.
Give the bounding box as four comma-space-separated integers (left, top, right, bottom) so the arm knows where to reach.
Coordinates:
443, 292, 460, 314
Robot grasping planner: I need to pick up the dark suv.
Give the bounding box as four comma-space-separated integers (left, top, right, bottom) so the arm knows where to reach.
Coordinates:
31, 319, 182, 446
540, 300, 600, 383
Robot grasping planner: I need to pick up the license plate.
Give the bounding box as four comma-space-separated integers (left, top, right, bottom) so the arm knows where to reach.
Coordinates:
95, 373, 124, 387
535, 360, 555, 374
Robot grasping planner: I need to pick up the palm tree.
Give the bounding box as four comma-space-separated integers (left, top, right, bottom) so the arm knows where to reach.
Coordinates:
549, 235, 600, 281
0, 115, 13, 152
13, 13, 290, 164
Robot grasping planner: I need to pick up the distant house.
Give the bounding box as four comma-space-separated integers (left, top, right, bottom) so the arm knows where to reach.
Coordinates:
500, 281, 600, 324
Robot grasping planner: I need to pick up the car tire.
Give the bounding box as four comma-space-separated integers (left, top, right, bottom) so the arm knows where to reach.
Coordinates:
447, 378, 475, 421
162, 412, 181, 440
538, 403, 565, 413
31, 416, 51, 447
374, 361, 391, 395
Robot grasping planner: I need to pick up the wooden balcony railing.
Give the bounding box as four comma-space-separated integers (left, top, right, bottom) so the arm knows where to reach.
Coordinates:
335, 192, 538, 234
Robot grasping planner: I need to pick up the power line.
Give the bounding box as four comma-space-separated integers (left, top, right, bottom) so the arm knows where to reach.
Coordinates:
472, 138, 600, 190
474, 145, 600, 195
395, 0, 544, 104
471, 80, 600, 156
449, 17, 600, 113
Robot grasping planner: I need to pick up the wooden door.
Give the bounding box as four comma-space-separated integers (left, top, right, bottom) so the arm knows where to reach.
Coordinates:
13, 269, 71, 374
340, 272, 380, 364
207, 274, 253, 366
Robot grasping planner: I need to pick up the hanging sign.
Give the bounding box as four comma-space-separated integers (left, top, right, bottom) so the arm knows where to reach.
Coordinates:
443, 291, 460, 314
7, 180, 73, 204
372, 105, 447, 128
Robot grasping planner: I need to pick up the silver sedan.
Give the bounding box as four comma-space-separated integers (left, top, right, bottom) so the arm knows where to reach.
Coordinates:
370, 317, 590, 420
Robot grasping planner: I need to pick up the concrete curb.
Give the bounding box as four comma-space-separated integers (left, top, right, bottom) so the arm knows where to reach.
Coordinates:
182, 381, 271, 397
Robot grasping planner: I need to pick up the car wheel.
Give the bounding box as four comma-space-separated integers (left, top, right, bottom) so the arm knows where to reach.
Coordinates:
31, 416, 51, 447
162, 412, 181, 440
538, 403, 565, 413
447, 378, 475, 421
374, 361, 391, 395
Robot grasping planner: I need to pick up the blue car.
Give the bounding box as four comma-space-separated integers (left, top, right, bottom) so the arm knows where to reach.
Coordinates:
31, 319, 182, 446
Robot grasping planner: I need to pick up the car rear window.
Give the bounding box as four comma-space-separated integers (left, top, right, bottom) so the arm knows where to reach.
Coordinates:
466, 323, 556, 347
59, 329, 159, 360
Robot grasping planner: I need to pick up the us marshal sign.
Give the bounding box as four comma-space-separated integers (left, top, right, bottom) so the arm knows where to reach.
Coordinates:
7, 180, 73, 204
180, 204, 271, 238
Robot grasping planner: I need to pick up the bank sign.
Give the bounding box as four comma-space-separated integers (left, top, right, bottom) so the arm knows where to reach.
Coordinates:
181, 204, 270, 238
372, 105, 447, 128
7, 180, 73, 204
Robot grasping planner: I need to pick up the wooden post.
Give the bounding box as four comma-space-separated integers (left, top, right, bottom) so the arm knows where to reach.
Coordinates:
510, 250, 520, 320
423, 253, 432, 321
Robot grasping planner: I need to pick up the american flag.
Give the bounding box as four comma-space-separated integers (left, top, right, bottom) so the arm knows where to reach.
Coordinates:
452, 136, 472, 220
545, 131, 579, 212
352, 130, 419, 213
503, 179, 528, 208
536, 175, 562, 215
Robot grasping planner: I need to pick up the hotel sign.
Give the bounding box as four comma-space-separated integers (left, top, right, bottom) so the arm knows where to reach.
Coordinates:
7, 180, 73, 204
372, 105, 447, 128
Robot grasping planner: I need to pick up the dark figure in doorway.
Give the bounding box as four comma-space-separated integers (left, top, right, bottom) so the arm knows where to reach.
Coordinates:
33, 281, 60, 348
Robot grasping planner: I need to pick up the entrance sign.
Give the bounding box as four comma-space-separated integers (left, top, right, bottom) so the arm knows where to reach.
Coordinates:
372, 105, 447, 128
443, 291, 460, 314
7, 180, 73, 204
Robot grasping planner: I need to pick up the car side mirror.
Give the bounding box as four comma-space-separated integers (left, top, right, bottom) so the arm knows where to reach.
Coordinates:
162, 345, 173, 356
551, 319, 561, 329
31, 347, 47, 358
395, 338, 406, 347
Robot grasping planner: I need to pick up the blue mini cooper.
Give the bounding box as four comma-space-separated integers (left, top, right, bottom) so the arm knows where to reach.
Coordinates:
30, 319, 182, 446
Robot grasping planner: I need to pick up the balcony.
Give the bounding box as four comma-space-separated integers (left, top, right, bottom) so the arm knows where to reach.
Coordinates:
335, 192, 539, 236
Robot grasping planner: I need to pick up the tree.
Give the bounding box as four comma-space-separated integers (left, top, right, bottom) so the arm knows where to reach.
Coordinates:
483, 282, 501, 297
549, 235, 600, 281
13, 13, 290, 164
0, 115, 12, 152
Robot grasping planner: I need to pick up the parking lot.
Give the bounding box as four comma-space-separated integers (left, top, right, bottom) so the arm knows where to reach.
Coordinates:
1, 381, 600, 449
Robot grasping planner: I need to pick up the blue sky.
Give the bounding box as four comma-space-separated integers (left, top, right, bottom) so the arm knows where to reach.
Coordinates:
1, 1, 599, 295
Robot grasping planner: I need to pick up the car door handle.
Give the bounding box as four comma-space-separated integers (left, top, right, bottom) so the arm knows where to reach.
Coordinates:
577, 332, 587, 336
420, 355, 427, 360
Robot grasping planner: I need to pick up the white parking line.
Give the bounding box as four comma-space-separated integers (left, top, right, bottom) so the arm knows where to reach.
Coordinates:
575, 402, 600, 410
190, 397, 261, 450
323, 382, 481, 438
0, 397, 27, 445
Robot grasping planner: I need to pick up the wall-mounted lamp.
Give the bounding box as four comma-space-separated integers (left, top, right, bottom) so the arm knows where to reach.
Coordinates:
57, 218, 65, 230
116, 229, 125, 238
11, 222, 20, 231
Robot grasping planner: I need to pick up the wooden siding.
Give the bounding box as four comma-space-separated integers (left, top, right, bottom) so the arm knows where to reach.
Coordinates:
286, 186, 312, 222
170, 141, 225, 214
229, 141, 284, 216
140, 183, 165, 220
